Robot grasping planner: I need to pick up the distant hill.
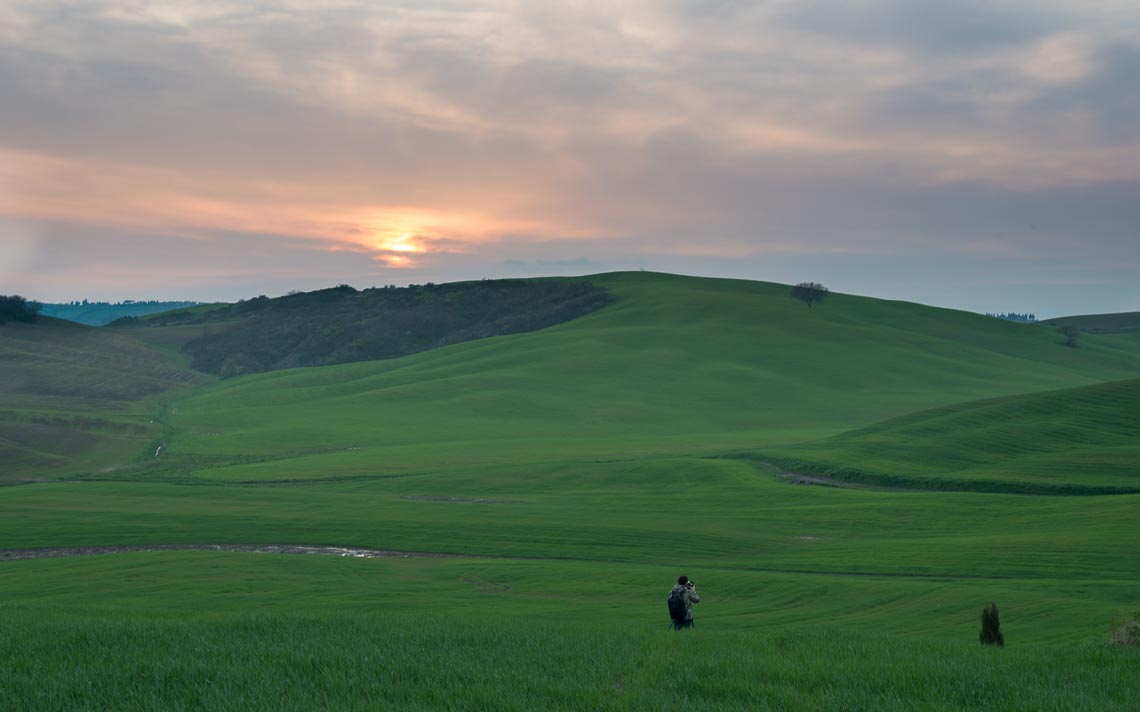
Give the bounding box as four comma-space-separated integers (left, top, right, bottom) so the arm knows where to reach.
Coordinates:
118, 279, 613, 377
1041, 311, 1140, 333
41, 301, 203, 326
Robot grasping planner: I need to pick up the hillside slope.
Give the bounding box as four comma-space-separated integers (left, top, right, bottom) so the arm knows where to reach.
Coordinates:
1043, 311, 1140, 333
118, 280, 611, 377
765, 377, 1140, 493
154, 272, 1140, 481
0, 318, 209, 481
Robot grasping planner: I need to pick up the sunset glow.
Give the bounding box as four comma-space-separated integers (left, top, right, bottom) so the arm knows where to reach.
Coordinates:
1, 1, 1137, 314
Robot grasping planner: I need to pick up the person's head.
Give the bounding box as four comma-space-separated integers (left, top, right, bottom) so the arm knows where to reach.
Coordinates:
678, 575, 688, 585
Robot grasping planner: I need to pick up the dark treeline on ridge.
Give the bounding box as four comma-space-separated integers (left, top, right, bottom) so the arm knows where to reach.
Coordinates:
986, 312, 1037, 323
118, 279, 612, 377
0, 295, 43, 324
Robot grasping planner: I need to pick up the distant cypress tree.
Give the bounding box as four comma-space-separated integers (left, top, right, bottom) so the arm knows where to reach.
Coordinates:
980, 602, 1004, 646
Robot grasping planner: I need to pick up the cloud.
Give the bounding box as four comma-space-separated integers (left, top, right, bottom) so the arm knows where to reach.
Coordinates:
1, 0, 1138, 314
780, 0, 1064, 56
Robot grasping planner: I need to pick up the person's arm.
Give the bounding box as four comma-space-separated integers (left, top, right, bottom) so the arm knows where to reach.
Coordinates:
688, 586, 700, 604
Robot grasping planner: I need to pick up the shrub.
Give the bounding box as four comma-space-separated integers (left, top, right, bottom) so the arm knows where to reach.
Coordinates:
1109, 611, 1140, 647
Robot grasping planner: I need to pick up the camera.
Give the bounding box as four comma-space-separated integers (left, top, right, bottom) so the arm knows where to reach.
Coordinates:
686, 580, 696, 588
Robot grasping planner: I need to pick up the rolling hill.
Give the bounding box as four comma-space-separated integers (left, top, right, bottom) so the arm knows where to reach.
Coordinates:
150, 271, 1140, 483
1043, 311, 1140, 333
764, 377, 1140, 494
7, 272, 1139, 485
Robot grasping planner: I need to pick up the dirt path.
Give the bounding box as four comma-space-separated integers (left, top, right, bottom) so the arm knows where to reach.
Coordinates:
0, 542, 1059, 581
764, 462, 897, 490
0, 544, 462, 562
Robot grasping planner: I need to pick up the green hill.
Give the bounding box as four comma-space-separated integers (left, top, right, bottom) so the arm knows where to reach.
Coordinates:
1043, 311, 1140, 333
146, 272, 1140, 483
7, 272, 1139, 485
0, 318, 209, 482
765, 377, 1140, 494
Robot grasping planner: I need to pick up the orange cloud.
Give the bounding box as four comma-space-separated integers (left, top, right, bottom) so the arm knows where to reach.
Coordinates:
0, 149, 606, 270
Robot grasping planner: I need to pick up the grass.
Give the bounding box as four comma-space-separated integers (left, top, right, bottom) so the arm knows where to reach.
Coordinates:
2, 553, 1138, 710
1043, 311, 1140, 333
137, 272, 1140, 484
5, 458, 1140, 582
0, 318, 208, 482
764, 378, 1140, 494
3, 272, 1140, 708
3, 613, 1137, 710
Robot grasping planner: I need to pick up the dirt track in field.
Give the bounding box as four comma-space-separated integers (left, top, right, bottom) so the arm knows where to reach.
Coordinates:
0, 544, 462, 561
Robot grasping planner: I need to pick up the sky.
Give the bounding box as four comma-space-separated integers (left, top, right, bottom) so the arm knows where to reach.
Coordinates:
2, 1, 1138, 317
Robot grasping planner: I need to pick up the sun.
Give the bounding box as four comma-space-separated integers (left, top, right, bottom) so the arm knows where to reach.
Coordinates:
380, 232, 423, 253
369, 231, 424, 254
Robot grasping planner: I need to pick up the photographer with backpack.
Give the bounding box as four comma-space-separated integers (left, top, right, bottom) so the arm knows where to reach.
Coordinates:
667, 575, 700, 630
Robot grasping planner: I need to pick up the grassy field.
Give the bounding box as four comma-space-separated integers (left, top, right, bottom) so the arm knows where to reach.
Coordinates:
2, 272, 1138, 708
765, 377, 1140, 494
0, 318, 208, 482
3, 554, 1137, 710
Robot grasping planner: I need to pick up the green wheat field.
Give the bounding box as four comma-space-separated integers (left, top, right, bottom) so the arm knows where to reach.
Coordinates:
2, 272, 1138, 710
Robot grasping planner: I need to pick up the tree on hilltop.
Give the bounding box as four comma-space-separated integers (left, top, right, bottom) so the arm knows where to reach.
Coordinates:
790, 282, 829, 309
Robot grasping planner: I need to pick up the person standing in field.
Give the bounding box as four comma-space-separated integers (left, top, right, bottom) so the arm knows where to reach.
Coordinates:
667, 575, 700, 629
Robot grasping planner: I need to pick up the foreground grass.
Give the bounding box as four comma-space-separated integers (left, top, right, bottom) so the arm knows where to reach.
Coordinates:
3, 594, 1136, 710
5, 443, 1136, 709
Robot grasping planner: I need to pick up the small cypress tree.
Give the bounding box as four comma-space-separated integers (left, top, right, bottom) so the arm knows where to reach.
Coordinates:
980, 602, 1004, 646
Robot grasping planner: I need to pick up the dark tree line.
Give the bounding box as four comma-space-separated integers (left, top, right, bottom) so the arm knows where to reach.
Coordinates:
0, 295, 43, 324
139, 279, 613, 377
986, 312, 1037, 323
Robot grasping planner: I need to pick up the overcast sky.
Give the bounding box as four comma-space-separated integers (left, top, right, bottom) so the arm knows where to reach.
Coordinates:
2, 0, 1138, 317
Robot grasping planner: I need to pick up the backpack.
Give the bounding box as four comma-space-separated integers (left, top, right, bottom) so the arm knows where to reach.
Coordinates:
667, 587, 687, 622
